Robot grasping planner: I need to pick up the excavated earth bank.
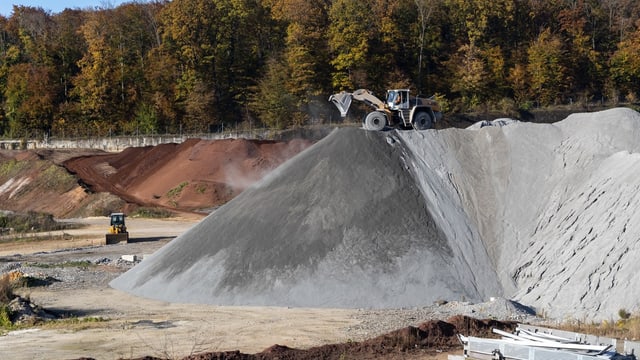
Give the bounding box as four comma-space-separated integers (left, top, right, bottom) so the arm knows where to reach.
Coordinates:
0, 137, 312, 217
112, 107, 640, 321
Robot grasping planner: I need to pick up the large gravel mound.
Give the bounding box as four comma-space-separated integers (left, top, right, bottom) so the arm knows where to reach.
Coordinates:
111, 127, 502, 308
396, 107, 640, 320
112, 107, 640, 320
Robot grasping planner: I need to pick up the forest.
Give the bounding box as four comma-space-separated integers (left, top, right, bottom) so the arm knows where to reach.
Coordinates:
1, 0, 640, 138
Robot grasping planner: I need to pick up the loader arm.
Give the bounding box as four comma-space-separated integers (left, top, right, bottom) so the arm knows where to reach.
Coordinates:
329, 89, 385, 117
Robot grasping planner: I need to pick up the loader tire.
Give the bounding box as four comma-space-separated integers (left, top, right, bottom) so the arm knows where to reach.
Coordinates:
413, 111, 433, 130
364, 112, 386, 131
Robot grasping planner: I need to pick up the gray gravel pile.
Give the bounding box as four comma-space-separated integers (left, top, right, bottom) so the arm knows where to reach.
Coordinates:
112, 127, 501, 308
112, 108, 640, 321
396, 107, 640, 320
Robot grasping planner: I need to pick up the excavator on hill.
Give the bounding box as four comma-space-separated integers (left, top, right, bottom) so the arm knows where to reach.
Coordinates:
106, 212, 129, 244
329, 88, 442, 131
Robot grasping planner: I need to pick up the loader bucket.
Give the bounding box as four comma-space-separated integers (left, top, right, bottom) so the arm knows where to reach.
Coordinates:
106, 232, 129, 244
329, 91, 353, 117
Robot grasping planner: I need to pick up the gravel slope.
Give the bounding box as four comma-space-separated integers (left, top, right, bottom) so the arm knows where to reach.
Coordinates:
112, 108, 640, 321
112, 127, 500, 308
397, 107, 640, 320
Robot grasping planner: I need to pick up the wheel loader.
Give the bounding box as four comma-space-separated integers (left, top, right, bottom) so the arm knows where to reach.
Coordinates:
329, 88, 442, 131
106, 212, 129, 244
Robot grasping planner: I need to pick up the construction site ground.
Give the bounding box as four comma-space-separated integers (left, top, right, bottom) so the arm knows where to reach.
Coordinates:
0, 217, 500, 360
4, 108, 635, 359
0, 136, 503, 359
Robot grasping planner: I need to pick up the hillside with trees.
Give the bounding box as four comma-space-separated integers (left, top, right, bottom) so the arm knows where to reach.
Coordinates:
1, 0, 639, 139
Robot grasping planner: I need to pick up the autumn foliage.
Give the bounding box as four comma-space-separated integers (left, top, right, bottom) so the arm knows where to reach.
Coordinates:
1, 0, 640, 138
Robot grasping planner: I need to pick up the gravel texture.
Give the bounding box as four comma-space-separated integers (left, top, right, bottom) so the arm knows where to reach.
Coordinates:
114, 108, 640, 322
1, 241, 538, 343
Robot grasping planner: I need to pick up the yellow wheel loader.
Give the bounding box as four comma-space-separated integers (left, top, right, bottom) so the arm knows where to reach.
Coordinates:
106, 212, 129, 244
329, 88, 442, 131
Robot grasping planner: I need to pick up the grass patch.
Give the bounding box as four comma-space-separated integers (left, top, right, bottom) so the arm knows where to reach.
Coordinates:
131, 207, 174, 218
166, 181, 189, 198
0, 159, 29, 178
39, 164, 76, 192
556, 312, 640, 340
28, 260, 93, 269
0, 232, 90, 245
0, 211, 67, 233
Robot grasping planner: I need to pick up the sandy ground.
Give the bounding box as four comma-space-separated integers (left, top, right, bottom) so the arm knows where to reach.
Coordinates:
0, 216, 199, 257
8, 288, 362, 360
0, 216, 456, 360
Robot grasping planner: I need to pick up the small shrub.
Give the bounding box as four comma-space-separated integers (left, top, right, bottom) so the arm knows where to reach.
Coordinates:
0, 305, 13, 329
432, 93, 450, 113
0, 276, 14, 304
619, 308, 631, 320
0, 211, 62, 233
519, 100, 535, 112
167, 181, 189, 198
30, 260, 92, 269
40, 165, 76, 192
496, 97, 518, 116
0, 159, 29, 178
131, 207, 173, 218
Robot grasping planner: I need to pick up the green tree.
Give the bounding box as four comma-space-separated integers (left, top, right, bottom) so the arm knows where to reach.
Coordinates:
527, 28, 568, 106
266, 0, 330, 124
250, 56, 297, 128
328, 0, 376, 89
609, 20, 640, 101
412, 0, 444, 94
4, 63, 56, 137
73, 4, 159, 135
444, 0, 515, 47
448, 43, 490, 108
143, 46, 179, 133
10, 6, 55, 66
557, 0, 606, 103
160, 0, 269, 131
51, 10, 86, 103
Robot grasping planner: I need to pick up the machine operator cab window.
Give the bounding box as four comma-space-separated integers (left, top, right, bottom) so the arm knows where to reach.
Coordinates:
110, 213, 125, 226
387, 89, 409, 110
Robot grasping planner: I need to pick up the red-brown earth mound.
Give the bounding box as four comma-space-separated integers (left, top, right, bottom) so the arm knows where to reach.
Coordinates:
63, 138, 312, 213
0, 138, 312, 217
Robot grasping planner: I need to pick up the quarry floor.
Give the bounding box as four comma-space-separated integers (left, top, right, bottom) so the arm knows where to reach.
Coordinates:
0, 217, 461, 360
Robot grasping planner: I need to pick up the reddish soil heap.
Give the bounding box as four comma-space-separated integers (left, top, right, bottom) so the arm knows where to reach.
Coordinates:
0, 138, 311, 217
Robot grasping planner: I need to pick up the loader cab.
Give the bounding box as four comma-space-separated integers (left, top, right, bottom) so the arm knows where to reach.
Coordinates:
110, 212, 125, 227
387, 89, 410, 110
106, 212, 129, 244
